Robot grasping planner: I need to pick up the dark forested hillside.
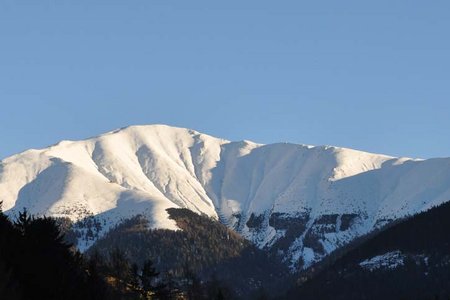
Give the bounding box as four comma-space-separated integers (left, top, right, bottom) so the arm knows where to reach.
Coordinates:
0, 205, 115, 300
2, 205, 275, 299
88, 208, 290, 298
5, 199, 450, 300
89, 209, 288, 298
285, 201, 450, 300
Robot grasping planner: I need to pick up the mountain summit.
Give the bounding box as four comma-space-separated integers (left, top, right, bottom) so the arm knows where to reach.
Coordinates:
1, 124, 449, 268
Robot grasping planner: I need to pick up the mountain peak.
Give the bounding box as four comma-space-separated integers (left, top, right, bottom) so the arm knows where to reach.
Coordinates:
1, 125, 449, 266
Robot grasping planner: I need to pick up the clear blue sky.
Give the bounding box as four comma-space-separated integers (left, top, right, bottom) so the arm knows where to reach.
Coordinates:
1, 1, 449, 159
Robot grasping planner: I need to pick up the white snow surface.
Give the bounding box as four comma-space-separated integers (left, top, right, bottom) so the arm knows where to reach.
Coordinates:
1, 124, 450, 265
359, 251, 405, 271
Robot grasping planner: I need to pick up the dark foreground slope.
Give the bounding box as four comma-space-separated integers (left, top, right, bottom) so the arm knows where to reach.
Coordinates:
0, 208, 115, 300
0, 205, 288, 299
285, 201, 450, 300
88, 208, 290, 299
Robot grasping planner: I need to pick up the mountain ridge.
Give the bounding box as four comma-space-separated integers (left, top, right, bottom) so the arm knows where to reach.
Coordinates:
1, 124, 449, 267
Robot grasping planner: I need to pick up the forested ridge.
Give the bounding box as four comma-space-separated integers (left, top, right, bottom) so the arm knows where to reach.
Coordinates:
3, 201, 450, 299
0, 204, 285, 299
88, 208, 290, 299
284, 201, 450, 300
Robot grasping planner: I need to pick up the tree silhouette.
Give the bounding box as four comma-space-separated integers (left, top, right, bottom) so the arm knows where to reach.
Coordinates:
140, 259, 169, 299
14, 208, 32, 236
0, 207, 112, 300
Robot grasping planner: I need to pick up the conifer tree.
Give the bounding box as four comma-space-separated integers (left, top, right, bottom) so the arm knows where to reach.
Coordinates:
141, 259, 159, 291
140, 259, 170, 299
14, 208, 32, 236
108, 247, 132, 290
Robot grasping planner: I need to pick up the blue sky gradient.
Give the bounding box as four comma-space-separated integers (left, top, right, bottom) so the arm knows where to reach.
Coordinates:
1, 1, 449, 159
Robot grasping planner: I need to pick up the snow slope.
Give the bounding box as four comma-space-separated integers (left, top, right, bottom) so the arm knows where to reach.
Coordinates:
1, 125, 450, 266
359, 251, 405, 271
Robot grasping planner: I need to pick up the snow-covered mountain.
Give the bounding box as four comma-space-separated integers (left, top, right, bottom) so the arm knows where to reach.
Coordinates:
1, 124, 450, 268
